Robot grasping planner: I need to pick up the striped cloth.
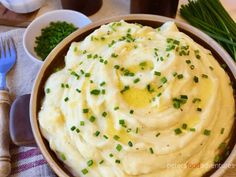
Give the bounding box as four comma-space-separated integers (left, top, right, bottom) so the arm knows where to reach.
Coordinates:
0, 29, 56, 176
10, 145, 56, 177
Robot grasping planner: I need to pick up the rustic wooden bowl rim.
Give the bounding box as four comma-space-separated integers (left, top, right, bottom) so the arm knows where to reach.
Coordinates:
30, 14, 236, 177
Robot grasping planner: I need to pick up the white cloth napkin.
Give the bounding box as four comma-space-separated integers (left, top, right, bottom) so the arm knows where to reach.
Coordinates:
0, 29, 56, 177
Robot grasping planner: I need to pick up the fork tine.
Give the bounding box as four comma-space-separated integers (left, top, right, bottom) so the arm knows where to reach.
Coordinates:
4, 37, 10, 59
8, 37, 16, 59
0, 38, 4, 59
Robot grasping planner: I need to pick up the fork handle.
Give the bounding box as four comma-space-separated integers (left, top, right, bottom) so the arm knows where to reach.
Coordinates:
0, 90, 11, 177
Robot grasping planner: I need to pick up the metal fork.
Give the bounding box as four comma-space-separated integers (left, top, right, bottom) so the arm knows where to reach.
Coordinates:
0, 37, 16, 177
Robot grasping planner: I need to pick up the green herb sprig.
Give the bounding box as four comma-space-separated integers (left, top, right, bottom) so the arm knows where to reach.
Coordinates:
180, 0, 236, 61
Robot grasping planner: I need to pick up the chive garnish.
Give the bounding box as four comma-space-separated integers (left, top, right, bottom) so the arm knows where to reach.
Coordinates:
113, 135, 120, 140
149, 147, 154, 154
103, 135, 109, 139
161, 77, 167, 84
83, 108, 89, 113
114, 106, 119, 110
102, 112, 107, 117
76, 89, 81, 93
100, 81, 106, 86
111, 53, 118, 58
193, 76, 199, 83
109, 153, 113, 157
80, 121, 85, 126
94, 131, 100, 136
89, 116, 96, 122
115, 159, 121, 163
156, 132, 160, 137
196, 108, 202, 112
129, 110, 134, 114
61, 153, 66, 161
87, 160, 93, 167
174, 128, 182, 135
221, 128, 225, 134
133, 78, 140, 83
177, 74, 184, 79
182, 123, 188, 129
46, 88, 50, 94
99, 160, 104, 164
85, 73, 91, 77
71, 126, 76, 131
64, 97, 69, 102
190, 128, 196, 132
203, 129, 211, 136
119, 119, 125, 125
81, 168, 88, 175
90, 89, 100, 95
116, 144, 122, 151
128, 141, 133, 147
154, 71, 161, 76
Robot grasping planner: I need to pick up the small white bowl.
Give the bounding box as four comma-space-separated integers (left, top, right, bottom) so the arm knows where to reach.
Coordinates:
23, 10, 92, 63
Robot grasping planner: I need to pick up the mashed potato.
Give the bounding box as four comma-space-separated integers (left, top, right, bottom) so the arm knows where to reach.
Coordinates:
39, 21, 235, 177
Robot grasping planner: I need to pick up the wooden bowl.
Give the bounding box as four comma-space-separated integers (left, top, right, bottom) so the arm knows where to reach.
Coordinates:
30, 14, 236, 177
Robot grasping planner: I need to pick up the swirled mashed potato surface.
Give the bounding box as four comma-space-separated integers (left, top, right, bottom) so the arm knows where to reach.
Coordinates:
39, 21, 235, 177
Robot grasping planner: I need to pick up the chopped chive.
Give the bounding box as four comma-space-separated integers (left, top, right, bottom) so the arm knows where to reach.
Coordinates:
120, 85, 130, 93
209, 66, 214, 70
221, 128, 225, 134
154, 71, 161, 76
174, 128, 182, 135
186, 60, 191, 64
99, 160, 104, 164
76, 128, 80, 133
100, 81, 106, 86
128, 141, 133, 147
172, 72, 177, 77
119, 119, 125, 125
116, 144, 122, 151
133, 78, 140, 83
161, 77, 167, 84
177, 74, 184, 79
89, 116, 96, 122
80, 121, 85, 126
196, 108, 202, 112
115, 159, 121, 163
94, 131, 100, 136
81, 168, 88, 175
46, 88, 50, 94
85, 73, 91, 77
190, 65, 195, 70
83, 108, 89, 113
65, 84, 69, 88
71, 126, 76, 131
126, 128, 132, 133
193, 76, 199, 83
113, 135, 120, 140
103, 135, 109, 139
109, 153, 113, 157
202, 74, 208, 78
114, 65, 120, 69
114, 106, 119, 110
135, 127, 139, 134
203, 129, 211, 136
192, 98, 201, 103
61, 83, 65, 88
101, 89, 106, 94
102, 112, 107, 117
190, 128, 196, 132
149, 147, 154, 154
76, 88, 81, 93
157, 93, 162, 97
90, 89, 100, 95
111, 53, 118, 58
61, 153, 66, 161
87, 160, 93, 167
129, 110, 134, 114
156, 132, 160, 137
182, 123, 188, 129
64, 97, 69, 102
